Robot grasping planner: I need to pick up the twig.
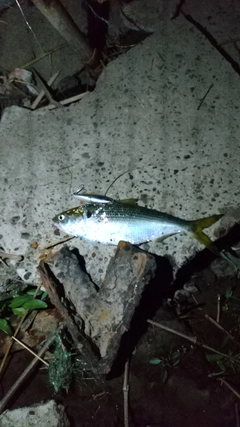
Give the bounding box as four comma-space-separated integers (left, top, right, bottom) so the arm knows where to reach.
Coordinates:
205, 314, 240, 348
0, 333, 56, 414
130, 89, 145, 108
123, 359, 130, 427
0, 258, 8, 267
197, 83, 214, 110
0, 250, 23, 261
216, 294, 221, 322
44, 236, 75, 250
31, 71, 60, 110
236, 403, 240, 427
217, 377, 240, 400
21, 43, 67, 69
40, 91, 89, 110
32, 69, 62, 108
147, 319, 240, 365
11, 336, 49, 366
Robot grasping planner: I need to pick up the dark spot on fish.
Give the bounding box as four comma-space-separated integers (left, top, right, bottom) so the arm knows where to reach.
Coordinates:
24, 272, 32, 280
82, 152, 90, 159
174, 169, 179, 174
184, 155, 191, 159
87, 211, 92, 218
21, 232, 30, 239
66, 118, 72, 126
0, 235, 3, 239
11, 216, 20, 225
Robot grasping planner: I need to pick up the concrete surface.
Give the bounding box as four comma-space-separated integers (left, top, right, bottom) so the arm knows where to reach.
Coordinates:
0, 400, 70, 427
1, 1, 240, 285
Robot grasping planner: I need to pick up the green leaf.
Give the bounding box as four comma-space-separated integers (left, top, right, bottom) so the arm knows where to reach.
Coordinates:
225, 288, 233, 299
222, 305, 229, 312
9, 294, 32, 308
206, 353, 223, 362
22, 299, 48, 310
172, 358, 181, 367
26, 289, 42, 296
221, 336, 230, 348
0, 318, 12, 335
171, 351, 181, 366
149, 358, 162, 365
12, 307, 27, 316
41, 292, 48, 301
162, 368, 168, 383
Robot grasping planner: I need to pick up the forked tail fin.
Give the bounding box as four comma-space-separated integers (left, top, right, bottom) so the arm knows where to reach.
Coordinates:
189, 214, 224, 254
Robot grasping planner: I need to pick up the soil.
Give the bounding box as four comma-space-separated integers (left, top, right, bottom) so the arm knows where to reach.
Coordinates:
1, 246, 240, 427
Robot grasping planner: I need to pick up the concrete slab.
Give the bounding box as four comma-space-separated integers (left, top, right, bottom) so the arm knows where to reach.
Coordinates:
1, 11, 240, 284
0, 400, 70, 427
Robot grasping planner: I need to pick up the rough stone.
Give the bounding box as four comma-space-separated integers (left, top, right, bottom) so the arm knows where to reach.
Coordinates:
40, 242, 157, 373
0, 400, 70, 427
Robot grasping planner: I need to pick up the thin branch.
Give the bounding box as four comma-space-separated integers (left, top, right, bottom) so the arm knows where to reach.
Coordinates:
0, 332, 56, 414
205, 314, 240, 348
197, 83, 214, 110
236, 403, 240, 427
40, 91, 89, 110
11, 336, 49, 366
32, 69, 62, 108
21, 43, 67, 69
216, 294, 221, 323
31, 71, 60, 110
217, 377, 240, 400
123, 359, 130, 427
147, 319, 240, 365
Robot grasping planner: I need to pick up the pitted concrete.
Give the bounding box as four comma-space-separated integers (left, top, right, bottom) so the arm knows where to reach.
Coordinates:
1, 7, 240, 284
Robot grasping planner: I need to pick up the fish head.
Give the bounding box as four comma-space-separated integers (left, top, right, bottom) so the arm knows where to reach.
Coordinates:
52, 207, 86, 236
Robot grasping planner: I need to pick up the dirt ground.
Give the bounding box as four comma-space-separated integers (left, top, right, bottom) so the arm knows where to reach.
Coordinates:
1, 243, 240, 427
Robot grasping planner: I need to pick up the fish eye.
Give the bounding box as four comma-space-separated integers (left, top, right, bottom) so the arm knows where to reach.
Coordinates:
58, 214, 65, 221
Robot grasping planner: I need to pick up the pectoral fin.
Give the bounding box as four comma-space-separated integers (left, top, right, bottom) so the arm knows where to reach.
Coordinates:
155, 232, 181, 243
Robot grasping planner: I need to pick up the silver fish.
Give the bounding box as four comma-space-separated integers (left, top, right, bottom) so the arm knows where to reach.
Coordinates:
53, 200, 223, 254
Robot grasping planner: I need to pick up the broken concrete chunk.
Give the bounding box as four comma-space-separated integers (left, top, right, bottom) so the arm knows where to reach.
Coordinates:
0, 400, 70, 427
39, 242, 156, 373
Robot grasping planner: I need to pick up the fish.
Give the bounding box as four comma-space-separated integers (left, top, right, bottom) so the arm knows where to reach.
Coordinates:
53, 198, 223, 254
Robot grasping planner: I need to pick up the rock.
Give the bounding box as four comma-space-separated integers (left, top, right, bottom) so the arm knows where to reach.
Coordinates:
0, 400, 70, 427
38, 242, 157, 373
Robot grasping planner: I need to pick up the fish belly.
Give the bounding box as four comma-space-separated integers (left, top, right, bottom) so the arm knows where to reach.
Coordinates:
73, 217, 183, 245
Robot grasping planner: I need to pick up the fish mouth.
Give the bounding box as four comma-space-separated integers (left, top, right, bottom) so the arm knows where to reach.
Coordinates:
52, 215, 61, 230
52, 215, 58, 224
